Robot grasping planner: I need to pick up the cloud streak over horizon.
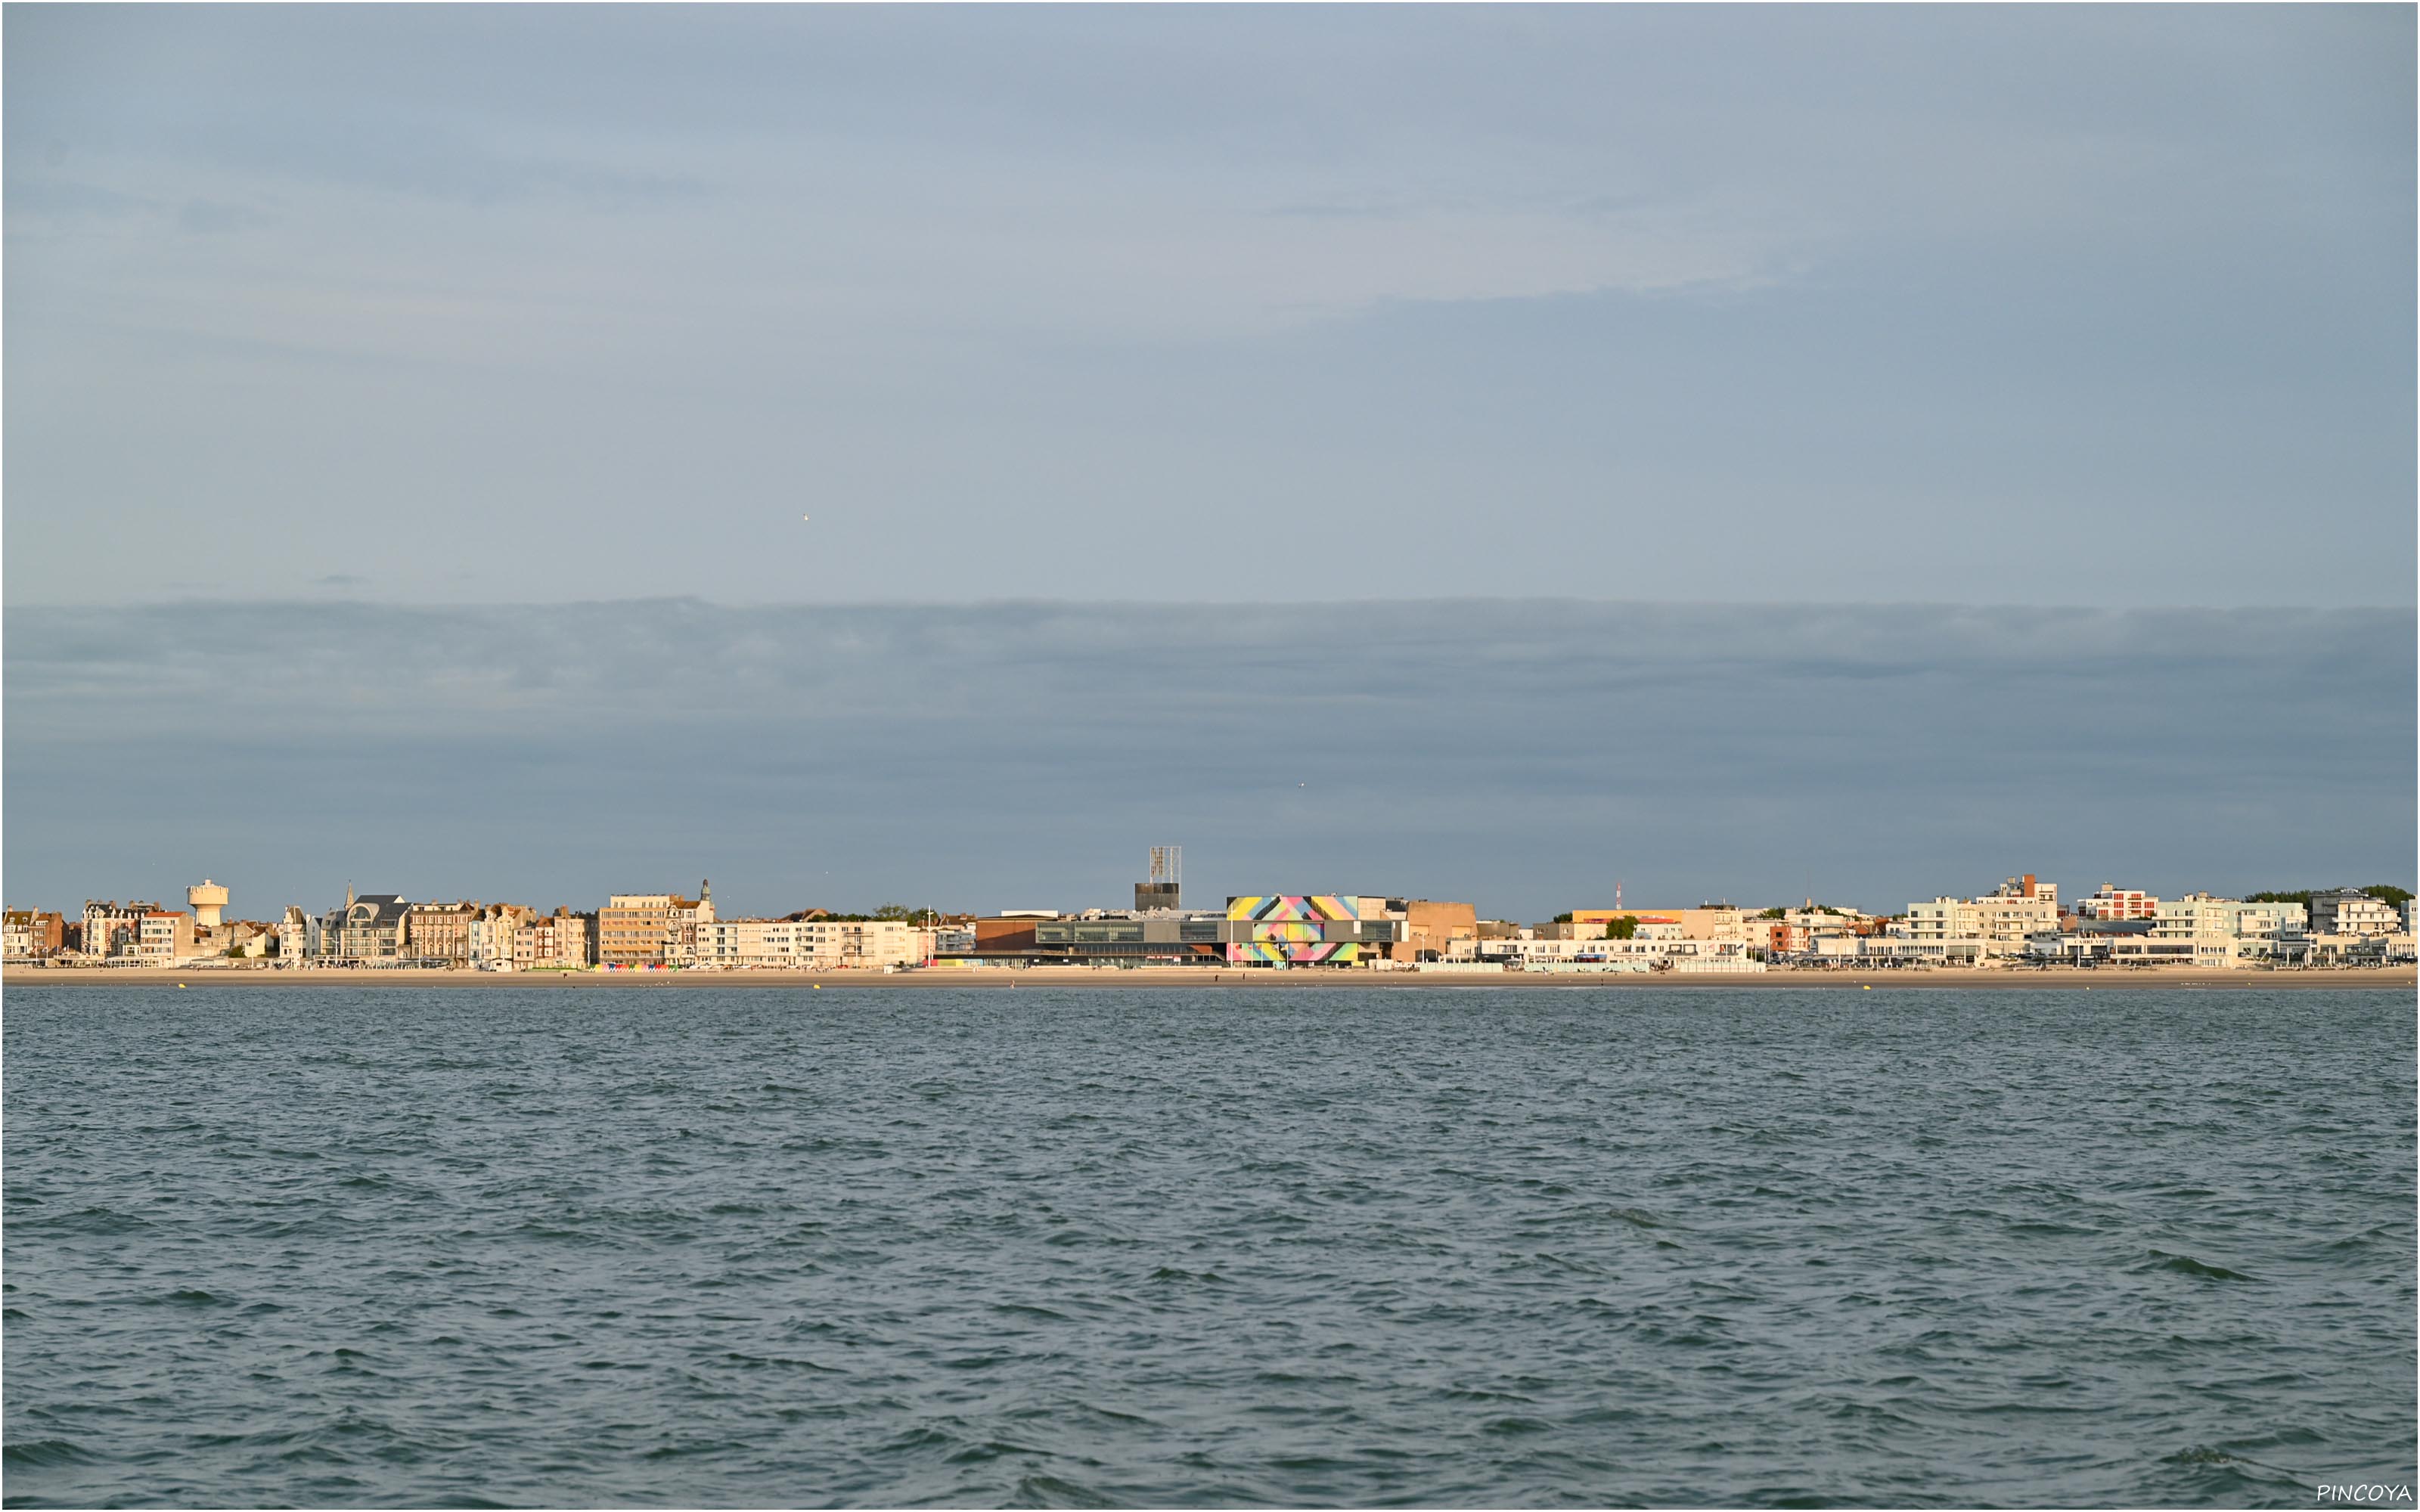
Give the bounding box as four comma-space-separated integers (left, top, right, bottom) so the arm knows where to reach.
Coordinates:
7, 599, 2409, 923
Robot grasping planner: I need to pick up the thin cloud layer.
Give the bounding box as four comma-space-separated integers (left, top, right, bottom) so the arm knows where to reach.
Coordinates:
4, 8, 2410, 607
7, 600, 2409, 921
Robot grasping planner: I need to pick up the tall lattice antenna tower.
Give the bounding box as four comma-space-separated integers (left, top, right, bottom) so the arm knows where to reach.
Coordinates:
1137, 846, 1184, 911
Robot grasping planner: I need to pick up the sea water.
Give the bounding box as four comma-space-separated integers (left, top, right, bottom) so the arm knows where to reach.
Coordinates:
5, 985, 2412, 1507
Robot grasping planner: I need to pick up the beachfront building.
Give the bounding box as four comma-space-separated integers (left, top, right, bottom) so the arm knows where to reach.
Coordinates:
1902, 875, 2062, 958
1221, 896, 1407, 966
513, 909, 593, 970
597, 883, 715, 968
464, 904, 537, 968
1026, 912, 1224, 965
218, 920, 276, 959
2141, 893, 2321, 968
80, 900, 177, 962
1383, 900, 1481, 962
2231, 899, 2308, 959
2025, 921, 2201, 967
1815, 935, 1987, 967
691, 916, 924, 969
2308, 889, 2402, 937
2289, 931, 2416, 966
403, 901, 482, 965
277, 906, 320, 965
1765, 920, 1814, 955
1759, 904, 1872, 959
4, 909, 65, 960
2074, 885, 2158, 921
122, 909, 197, 967
320, 894, 413, 964
1479, 934, 1764, 972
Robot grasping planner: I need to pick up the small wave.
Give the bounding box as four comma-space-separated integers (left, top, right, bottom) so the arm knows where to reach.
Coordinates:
2141, 1250, 2258, 1282
991, 1302, 1070, 1321
1008, 1471, 1118, 1508
1147, 1266, 1227, 1284
947, 1438, 1047, 1465
721, 1351, 838, 1372
2, 1439, 95, 1468
641, 1440, 743, 1461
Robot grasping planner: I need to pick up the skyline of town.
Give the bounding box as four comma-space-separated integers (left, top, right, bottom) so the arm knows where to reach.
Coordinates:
11, 867, 2414, 975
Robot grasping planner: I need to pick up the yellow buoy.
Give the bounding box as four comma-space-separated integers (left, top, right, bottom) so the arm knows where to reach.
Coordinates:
178, 983, 188, 989
1861, 984, 1871, 990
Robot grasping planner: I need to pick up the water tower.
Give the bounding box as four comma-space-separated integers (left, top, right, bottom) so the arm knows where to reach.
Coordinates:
187, 878, 229, 929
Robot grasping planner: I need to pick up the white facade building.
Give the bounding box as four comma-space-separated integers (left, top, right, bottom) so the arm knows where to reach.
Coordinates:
277, 906, 320, 965
1902, 877, 2059, 956
692, 918, 924, 969
1820, 935, 1987, 966
1478, 933, 1762, 971
2309, 889, 2402, 937
2026, 930, 2204, 967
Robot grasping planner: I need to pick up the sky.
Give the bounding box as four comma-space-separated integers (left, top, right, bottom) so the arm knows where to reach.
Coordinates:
5, 5, 2412, 607
3, 8, 2412, 919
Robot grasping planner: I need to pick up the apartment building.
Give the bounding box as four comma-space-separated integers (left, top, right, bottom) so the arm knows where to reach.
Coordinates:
135, 911, 197, 966
2308, 889, 2401, 937
464, 903, 537, 968
4, 909, 65, 959
1903, 877, 2060, 956
692, 916, 923, 968
81, 900, 165, 961
597, 884, 715, 967
321, 894, 412, 963
2027, 925, 2202, 967
1480, 934, 1764, 971
2075, 885, 2159, 921
513, 909, 592, 970
404, 901, 482, 965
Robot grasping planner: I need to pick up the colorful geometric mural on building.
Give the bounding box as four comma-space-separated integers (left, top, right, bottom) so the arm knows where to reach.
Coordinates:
1227, 940, 1360, 965
1225, 895, 1362, 965
1227, 895, 1361, 924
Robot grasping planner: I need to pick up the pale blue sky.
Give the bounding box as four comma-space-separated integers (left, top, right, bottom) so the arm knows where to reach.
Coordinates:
5, 8, 2413, 917
6, 5, 2412, 607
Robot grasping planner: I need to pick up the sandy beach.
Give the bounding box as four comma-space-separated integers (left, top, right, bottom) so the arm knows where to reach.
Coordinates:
6, 965, 2412, 990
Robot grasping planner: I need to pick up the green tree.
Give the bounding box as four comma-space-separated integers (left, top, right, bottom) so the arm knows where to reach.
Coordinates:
2246, 888, 2415, 909
1758, 907, 1786, 919
1604, 916, 1640, 940
1550, 912, 1574, 924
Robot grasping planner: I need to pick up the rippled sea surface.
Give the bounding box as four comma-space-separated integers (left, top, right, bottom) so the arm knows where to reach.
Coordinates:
5, 985, 2413, 1508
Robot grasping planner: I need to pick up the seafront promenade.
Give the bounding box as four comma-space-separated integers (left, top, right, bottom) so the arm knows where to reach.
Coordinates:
8, 965, 2412, 990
